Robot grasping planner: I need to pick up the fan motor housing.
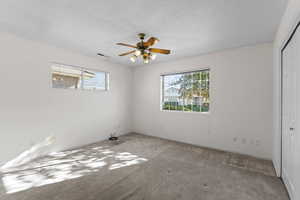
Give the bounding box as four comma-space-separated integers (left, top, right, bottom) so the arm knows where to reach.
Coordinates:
137, 42, 146, 50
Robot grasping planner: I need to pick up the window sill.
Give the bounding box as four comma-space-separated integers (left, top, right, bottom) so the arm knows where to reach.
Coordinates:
51, 87, 108, 93
160, 109, 210, 114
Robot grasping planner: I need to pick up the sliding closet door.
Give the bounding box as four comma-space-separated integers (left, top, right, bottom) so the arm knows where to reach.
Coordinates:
293, 26, 300, 200
282, 25, 300, 200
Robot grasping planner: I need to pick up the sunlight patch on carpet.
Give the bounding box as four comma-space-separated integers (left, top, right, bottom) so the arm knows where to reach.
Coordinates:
1, 145, 147, 194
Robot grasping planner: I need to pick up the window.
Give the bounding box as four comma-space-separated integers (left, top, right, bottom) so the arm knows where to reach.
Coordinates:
82, 69, 108, 91
161, 69, 210, 113
51, 63, 109, 91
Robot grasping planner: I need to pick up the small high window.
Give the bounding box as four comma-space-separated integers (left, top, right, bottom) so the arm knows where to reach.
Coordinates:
51, 63, 109, 91
161, 69, 210, 113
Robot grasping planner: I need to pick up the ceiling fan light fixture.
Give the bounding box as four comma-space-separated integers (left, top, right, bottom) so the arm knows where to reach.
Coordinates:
116, 33, 171, 64
144, 58, 150, 64
135, 50, 141, 56
150, 54, 157, 60
130, 55, 137, 63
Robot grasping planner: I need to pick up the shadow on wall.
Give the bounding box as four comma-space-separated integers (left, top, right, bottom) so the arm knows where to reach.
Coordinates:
0, 142, 148, 194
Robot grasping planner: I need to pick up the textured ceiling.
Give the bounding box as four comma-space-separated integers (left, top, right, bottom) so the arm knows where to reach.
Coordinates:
0, 0, 287, 66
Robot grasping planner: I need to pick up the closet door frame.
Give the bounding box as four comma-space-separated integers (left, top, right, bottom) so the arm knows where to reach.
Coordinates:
280, 21, 300, 200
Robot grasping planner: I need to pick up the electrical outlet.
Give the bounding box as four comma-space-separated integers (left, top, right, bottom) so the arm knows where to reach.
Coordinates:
242, 138, 247, 144
255, 140, 260, 146
29, 141, 35, 147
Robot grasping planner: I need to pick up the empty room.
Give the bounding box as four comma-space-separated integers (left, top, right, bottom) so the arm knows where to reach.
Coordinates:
0, 0, 299, 199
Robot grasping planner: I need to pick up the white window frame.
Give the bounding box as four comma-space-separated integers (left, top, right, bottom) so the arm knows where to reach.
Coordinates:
50, 62, 109, 92
160, 68, 210, 114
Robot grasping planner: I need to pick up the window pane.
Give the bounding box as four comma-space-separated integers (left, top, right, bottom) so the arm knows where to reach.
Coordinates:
161, 70, 210, 113
51, 64, 109, 91
163, 74, 182, 111
52, 65, 81, 89
82, 70, 107, 91
201, 71, 210, 112
182, 73, 193, 112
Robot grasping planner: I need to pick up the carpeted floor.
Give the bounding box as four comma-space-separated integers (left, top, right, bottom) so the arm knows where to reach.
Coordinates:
0, 133, 289, 200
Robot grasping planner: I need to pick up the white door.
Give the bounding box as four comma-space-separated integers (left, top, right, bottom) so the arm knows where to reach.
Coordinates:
293, 25, 300, 200
282, 25, 300, 200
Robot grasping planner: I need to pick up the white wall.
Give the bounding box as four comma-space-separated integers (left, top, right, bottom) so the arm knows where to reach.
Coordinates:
273, 0, 300, 176
0, 32, 132, 165
132, 43, 273, 159
0, 29, 275, 166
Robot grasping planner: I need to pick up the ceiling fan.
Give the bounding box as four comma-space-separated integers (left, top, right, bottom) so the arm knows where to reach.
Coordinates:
116, 33, 171, 64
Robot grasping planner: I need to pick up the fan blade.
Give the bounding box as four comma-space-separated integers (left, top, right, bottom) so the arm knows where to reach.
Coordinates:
119, 50, 136, 56
144, 37, 159, 47
149, 48, 171, 54
116, 43, 137, 48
